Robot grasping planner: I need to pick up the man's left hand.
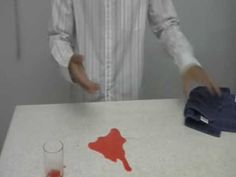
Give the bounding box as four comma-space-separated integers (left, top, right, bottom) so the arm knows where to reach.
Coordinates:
182, 65, 221, 96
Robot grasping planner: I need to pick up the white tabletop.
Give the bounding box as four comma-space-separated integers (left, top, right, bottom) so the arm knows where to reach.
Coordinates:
0, 99, 236, 177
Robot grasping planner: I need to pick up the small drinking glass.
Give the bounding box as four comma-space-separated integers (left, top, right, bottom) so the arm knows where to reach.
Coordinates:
43, 140, 64, 177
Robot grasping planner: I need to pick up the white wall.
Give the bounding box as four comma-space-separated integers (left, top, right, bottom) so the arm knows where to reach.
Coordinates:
0, 0, 236, 151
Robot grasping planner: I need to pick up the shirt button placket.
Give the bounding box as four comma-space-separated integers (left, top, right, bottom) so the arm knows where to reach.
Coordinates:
105, 0, 112, 101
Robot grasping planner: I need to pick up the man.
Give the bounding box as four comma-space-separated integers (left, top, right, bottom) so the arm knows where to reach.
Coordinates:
49, 0, 220, 102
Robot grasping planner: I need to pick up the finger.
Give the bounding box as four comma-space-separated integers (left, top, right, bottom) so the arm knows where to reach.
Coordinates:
77, 78, 100, 93
214, 86, 221, 96
209, 79, 221, 96
86, 82, 100, 93
75, 73, 98, 93
183, 77, 190, 97
206, 83, 215, 95
202, 76, 220, 96
72, 65, 100, 93
203, 80, 220, 97
199, 75, 214, 94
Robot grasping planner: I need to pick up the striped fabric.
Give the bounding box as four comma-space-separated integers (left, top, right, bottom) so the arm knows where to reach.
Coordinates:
49, 0, 201, 102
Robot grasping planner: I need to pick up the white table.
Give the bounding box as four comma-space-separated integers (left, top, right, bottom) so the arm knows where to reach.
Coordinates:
0, 99, 236, 177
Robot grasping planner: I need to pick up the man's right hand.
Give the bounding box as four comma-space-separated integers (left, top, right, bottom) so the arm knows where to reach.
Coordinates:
68, 54, 100, 93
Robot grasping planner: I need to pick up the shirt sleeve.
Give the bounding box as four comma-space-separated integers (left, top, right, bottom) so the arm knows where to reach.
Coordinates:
148, 0, 201, 73
49, 0, 75, 82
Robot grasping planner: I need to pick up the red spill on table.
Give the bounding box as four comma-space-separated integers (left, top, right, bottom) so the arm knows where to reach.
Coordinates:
88, 128, 132, 172
47, 169, 61, 177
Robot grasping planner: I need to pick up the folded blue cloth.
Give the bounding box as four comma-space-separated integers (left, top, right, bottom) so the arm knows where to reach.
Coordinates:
184, 87, 236, 137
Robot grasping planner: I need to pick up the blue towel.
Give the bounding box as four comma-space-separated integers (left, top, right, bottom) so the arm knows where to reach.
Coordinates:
184, 87, 236, 137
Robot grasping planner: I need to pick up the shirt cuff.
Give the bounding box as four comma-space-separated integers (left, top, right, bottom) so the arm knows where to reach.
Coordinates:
56, 46, 74, 84
58, 44, 74, 68
175, 54, 202, 74
53, 44, 74, 83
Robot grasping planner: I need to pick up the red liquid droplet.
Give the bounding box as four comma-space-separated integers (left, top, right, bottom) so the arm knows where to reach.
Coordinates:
88, 128, 132, 172
47, 169, 61, 177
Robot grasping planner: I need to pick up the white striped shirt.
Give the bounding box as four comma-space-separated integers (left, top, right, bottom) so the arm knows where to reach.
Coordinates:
49, 0, 201, 102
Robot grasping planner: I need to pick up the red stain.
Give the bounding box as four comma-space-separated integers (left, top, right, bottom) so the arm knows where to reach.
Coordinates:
47, 169, 61, 177
88, 128, 132, 172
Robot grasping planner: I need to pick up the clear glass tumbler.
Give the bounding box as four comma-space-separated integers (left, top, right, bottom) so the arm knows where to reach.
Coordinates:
43, 140, 64, 177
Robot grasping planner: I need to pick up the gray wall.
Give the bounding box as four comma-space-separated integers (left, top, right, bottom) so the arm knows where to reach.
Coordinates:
0, 0, 236, 152
0, 0, 72, 152
142, 0, 236, 99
